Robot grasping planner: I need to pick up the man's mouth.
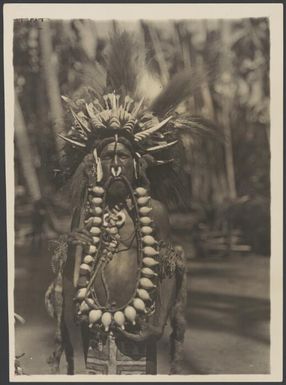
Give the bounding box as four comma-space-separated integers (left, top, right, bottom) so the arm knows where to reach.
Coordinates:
105, 180, 129, 201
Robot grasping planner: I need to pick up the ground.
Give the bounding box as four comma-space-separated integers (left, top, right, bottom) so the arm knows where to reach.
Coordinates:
14, 240, 270, 375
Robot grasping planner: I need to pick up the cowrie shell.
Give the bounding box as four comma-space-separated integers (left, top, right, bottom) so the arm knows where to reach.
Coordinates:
101, 312, 112, 331
88, 245, 97, 254
143, 246, 158, 256
91, 197, 103, 205
114, 311, 125, 330
135, 187, 148, 196
142, 235, 157, 245
124, 306, 136, 325
88, 309, 102, 327
92, 236, 100, 244
143, 257, 159, 267
137, 196, 150, 206
76, 288, 87, 300
139, 206, 152, 215
140, 217, 152, 225
136, 288, 151, 301
83, 255, 94, 264
140, 277, 156, 289
141, 226, 153, 235
91, 186, 104, 196
92, 217, 102, 225
133, 298, 146, 312
141, 267, 158, 277
90, 227, 101, 235
80, 263, 91, 271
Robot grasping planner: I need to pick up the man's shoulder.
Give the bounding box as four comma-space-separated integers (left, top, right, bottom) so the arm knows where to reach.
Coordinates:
150, 199, 170, 233
150, 199, 168, 216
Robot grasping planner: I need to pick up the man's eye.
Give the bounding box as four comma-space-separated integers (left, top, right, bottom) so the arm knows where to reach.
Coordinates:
101, 155, 112, 160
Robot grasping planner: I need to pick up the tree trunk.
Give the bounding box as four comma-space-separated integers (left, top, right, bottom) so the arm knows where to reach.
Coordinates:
220, 20, 237, 200
39, 20, 63, 155
14, 93, 41, 202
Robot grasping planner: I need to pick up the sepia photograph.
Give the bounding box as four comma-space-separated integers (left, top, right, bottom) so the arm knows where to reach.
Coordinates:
3, 3, 283, 382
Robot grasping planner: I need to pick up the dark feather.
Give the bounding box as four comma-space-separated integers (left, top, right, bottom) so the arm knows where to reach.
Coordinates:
150, 69, 208, 117
147, 138, 192, 211
147, 164, 191, 212
173, 114, 225, 142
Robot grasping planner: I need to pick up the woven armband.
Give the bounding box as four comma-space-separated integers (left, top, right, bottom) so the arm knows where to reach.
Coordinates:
158, 241, 185, 279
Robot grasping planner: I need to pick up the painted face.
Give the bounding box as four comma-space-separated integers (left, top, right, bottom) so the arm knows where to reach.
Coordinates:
99, 142, 135, 201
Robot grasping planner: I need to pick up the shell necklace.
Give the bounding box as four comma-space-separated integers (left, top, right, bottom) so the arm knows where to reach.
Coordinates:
75, 181, 160, 332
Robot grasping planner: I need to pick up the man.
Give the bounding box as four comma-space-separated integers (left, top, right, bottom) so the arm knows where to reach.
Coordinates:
62, 130, 184, 373
46, 91, 187, 375
45, 32, 211, 375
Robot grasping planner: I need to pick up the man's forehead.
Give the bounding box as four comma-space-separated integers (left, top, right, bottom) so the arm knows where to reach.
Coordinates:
101, 142, 131, 153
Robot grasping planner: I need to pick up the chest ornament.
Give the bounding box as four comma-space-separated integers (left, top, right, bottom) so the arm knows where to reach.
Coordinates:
74, 181, 160, 333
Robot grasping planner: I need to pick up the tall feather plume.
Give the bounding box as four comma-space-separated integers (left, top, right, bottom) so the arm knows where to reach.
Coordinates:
105, 32, 144, 98
74, 62, 107, 101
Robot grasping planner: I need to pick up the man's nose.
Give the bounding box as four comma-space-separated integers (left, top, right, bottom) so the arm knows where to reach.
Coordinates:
112, 152, 118, 166
110, 153, 122, 176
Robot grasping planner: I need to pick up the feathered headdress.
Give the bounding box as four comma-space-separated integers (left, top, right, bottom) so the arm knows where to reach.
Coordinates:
58, 31, 218, 210
59, 92, 175, 155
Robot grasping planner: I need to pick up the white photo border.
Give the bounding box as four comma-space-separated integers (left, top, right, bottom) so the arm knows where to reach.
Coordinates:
4, 3, 283, 382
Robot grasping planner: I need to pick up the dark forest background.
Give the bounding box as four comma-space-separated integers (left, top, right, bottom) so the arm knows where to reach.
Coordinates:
13, 18, 270, 258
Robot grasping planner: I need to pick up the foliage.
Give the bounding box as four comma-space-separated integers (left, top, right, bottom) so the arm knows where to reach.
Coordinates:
13, 18, 270, 254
